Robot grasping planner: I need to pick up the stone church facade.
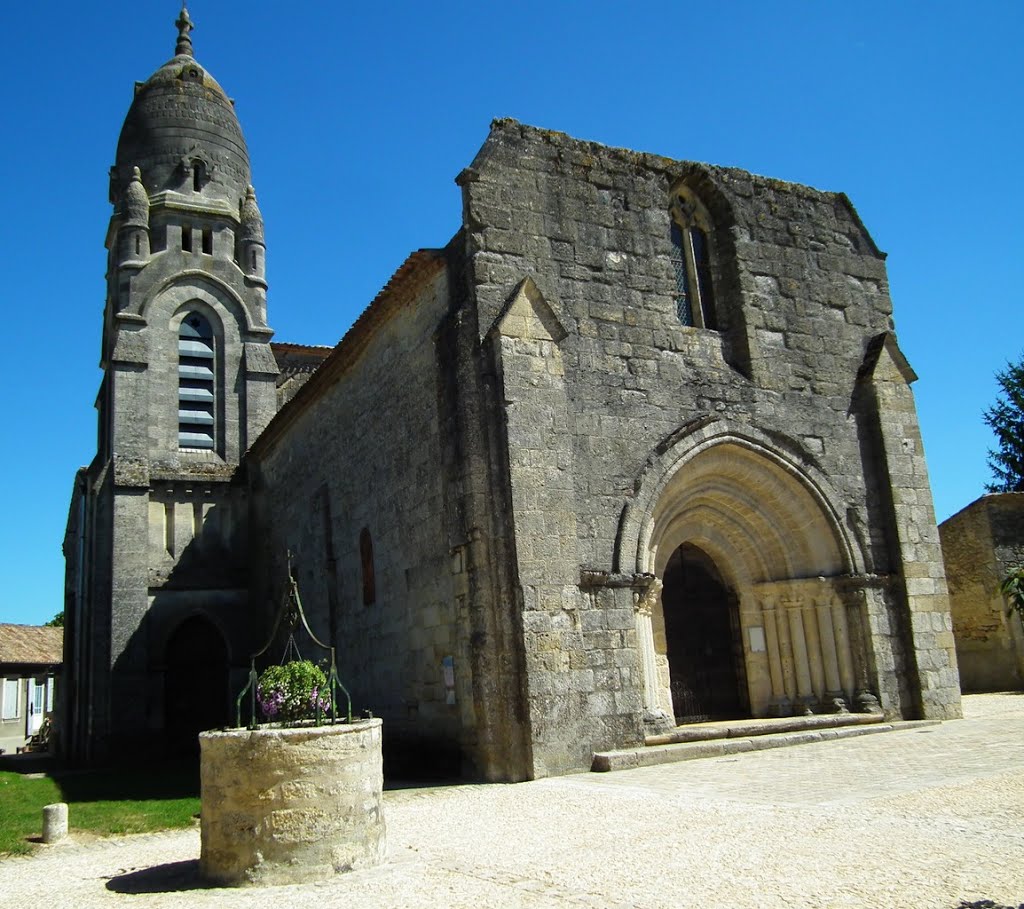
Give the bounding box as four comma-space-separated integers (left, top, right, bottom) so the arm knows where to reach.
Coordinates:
63, 11, 961, 778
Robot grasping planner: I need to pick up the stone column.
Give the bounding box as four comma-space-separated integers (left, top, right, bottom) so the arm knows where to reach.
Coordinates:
816, 597, 846, 709
843, 588, 883, 714
802, 601, 826, 704
785, 596, 815, 711
760, 596, 788, 714
634, 578, 665, 721
775, 594, 797, 708
831, 595, 856, 702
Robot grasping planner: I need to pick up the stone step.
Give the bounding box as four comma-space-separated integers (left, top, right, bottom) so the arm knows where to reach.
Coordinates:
592, 718, 941, 773
645, 711, 887, 746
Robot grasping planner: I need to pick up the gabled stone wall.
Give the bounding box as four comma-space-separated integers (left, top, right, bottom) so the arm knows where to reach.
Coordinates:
940, 494, 1024, 691
454, 120, 961, 760
459, 120, 896, 577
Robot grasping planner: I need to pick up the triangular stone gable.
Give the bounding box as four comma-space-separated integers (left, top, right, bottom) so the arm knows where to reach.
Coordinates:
859, 331, 918, 385
490, 277, 568, 343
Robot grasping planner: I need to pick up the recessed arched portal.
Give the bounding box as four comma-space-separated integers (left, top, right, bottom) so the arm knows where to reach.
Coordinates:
662, 543, 747, 722
164, 615, 229, 754
620, 425, 864, 723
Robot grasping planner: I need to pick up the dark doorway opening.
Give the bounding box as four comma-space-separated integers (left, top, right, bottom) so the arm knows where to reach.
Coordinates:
662, 544, 748, 723
164, 616, 229, 755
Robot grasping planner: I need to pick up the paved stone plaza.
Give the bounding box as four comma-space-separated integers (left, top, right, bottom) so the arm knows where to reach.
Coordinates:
2, 693, 1021, 907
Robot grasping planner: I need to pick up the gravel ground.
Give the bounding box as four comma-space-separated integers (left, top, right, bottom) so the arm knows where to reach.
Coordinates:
1, 693, 1022, 908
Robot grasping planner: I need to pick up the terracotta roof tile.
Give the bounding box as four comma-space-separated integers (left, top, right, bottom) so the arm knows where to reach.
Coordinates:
0, 624, 63, 666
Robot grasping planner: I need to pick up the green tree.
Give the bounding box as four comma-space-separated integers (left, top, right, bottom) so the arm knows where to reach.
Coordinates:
1000, 566, 1024, 628
45, 611, 64, 628
984, 354, 1024, 492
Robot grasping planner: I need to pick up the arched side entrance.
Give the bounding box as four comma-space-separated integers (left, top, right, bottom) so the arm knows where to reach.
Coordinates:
164, 615, 229, 754
618, 423, 867, 723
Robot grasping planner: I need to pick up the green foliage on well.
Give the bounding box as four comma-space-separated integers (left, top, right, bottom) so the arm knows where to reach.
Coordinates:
256, 660, 331, 723
984, 354, 1024, 493
0, 764, 200, 856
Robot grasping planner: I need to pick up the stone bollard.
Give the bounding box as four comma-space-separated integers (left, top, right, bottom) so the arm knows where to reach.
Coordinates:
42, 803, 68, 844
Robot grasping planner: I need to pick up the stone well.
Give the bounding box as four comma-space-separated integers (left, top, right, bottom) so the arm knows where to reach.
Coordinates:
199, 719, 385, 886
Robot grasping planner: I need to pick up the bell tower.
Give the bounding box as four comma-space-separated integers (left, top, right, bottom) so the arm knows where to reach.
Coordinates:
65, 7, 278, 760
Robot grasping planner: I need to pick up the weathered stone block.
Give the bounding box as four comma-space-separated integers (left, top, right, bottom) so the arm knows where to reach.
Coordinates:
199, 720, 385, 886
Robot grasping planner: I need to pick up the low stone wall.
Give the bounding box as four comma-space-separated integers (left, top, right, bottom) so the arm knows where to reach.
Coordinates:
199, 719, 385, 886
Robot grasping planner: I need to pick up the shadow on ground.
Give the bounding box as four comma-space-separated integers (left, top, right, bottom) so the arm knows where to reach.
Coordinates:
55, 761, 199, 802
105, 860, 217, 893
0, 753, 200, 801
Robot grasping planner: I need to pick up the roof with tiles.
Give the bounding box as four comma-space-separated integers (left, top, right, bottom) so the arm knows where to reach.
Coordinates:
0, 624, 63, 666
251, 248, 447, 454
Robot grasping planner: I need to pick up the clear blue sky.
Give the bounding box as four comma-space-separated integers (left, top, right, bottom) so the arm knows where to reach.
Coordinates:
3, 2, 1021, 625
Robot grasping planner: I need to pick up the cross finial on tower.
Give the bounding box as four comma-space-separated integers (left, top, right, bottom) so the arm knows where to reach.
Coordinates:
175, 4, 195, 57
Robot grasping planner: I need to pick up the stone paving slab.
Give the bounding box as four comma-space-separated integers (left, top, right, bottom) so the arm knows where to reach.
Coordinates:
0, 693, 1021, 908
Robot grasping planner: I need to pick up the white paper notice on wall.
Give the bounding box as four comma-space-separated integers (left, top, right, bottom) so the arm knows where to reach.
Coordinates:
443, 655, 456, 704
748, 626, 766, 653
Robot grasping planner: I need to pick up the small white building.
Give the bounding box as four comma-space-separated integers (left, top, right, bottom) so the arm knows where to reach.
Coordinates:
0, 624, 62, 755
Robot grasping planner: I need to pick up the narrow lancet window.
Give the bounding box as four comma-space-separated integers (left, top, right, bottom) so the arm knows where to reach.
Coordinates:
670, 222, 693, 325
670, 189, 717, 330
178, 312, 215, 449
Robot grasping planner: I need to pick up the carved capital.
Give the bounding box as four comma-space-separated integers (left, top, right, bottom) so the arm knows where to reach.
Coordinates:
634, 577, 663, 617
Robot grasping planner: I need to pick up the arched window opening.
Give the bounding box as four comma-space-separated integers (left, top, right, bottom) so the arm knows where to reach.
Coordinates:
670, 221, 693, 325
360, 528, 376, 605
178, 312, 215, 449
670, 189, 717, 330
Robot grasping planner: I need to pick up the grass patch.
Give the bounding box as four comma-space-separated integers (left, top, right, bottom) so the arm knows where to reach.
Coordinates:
0, 762, 200, 857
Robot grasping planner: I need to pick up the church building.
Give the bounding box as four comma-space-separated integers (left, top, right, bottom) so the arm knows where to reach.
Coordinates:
63, 10, 961, 779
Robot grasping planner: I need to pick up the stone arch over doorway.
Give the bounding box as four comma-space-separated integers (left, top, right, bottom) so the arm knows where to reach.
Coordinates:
163, 614, 230, 754
617, 420, 869, 723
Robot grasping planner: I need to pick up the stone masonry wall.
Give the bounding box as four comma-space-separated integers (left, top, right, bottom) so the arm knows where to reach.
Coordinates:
461, 120, 897, 579
940, 494, 1024, 691
250, 262, 471, 772
488, 279, 644, 775
458, 120, 958, 735
859, 340, 961, 718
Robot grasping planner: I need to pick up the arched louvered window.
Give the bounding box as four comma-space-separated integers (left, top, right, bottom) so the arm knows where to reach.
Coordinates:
178, 312, 215, 449
670, 189, 717, 330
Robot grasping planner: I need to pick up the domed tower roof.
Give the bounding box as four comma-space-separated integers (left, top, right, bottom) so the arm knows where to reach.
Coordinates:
111, 6, 250, 209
